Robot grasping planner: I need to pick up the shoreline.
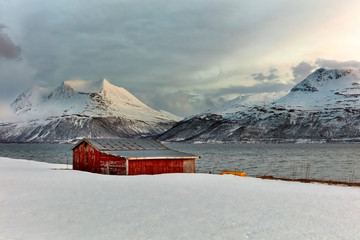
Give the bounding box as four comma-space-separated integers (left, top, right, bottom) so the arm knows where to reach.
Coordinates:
257, 175, 360, 187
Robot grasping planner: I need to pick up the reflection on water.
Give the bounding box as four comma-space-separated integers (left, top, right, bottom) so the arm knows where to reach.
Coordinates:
0, 143, 359, 182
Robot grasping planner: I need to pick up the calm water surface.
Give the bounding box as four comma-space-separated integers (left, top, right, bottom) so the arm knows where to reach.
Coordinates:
0, 143, 359, 182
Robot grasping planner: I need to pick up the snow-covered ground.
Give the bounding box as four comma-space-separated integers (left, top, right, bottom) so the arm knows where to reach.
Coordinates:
1, 157, 360, 240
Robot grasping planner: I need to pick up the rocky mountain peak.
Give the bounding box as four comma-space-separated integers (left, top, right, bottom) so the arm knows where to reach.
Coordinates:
1, 79, 180, 143
291, 68, 355, 92
101, 78, 111, 88
62, 79, 106, 93
274, 68, 360, 111
158, 67, 360, 143
9, 79, 180, 122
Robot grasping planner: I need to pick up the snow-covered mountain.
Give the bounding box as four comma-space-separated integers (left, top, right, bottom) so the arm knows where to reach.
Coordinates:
0, 79, 180, 142
158, 68, 360, 143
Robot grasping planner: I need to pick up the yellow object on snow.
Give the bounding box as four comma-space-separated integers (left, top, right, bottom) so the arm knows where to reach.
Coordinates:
218, 171, 246, 177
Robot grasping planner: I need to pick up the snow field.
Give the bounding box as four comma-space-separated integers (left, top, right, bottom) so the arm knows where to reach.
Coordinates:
1, 157, 360, 240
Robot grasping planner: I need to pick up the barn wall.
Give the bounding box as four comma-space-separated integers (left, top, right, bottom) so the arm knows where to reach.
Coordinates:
128, 159, 196, 175
73, 147, 80, 170
99, 153, 126, 175
73, 142, 101, 173
183, 159, 196, 173
73, 142, 126, 175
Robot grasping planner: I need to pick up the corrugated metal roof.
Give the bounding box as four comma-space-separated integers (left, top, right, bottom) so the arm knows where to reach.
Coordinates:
105, 149, 198, 160
72, 138, 168, 151
72, 138, 200, 160
88, 138, 167, 151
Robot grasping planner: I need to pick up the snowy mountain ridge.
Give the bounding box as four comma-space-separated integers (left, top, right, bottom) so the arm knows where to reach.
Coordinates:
275, 68, 360, 110
11, 78, 180, 122
1, 79, 179, 142
158, 68, 360, 143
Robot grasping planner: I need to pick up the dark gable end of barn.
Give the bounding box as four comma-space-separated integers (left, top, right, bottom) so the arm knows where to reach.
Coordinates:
71, 138, 199, 175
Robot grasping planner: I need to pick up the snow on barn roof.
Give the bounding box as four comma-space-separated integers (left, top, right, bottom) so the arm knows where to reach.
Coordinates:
72, 138, 200, 160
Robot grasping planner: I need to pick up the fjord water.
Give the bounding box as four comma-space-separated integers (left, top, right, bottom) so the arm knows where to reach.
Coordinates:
0, 143, 359, 182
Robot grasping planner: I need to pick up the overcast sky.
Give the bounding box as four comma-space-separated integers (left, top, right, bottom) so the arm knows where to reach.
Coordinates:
1, 0, 360, 118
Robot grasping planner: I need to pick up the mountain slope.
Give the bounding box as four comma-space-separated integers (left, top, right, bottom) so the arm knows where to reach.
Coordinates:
158, 68, 360, 143
0, 79, 180, 143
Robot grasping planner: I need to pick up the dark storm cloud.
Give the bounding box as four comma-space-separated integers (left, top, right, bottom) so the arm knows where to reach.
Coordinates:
251, 68, 279, 82
0, 24, 21, 59
291, 61, 315, 83
315, 59, 360, 69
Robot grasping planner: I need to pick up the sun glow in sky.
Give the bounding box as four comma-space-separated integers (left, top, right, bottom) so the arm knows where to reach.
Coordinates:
1, 0, 360, 117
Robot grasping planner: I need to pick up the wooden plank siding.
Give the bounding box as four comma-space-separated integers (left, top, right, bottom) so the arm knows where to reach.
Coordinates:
99, 153, 126, 175
183, 159, 196, 173
73, 142, 126, 175
128, 159, 195, 175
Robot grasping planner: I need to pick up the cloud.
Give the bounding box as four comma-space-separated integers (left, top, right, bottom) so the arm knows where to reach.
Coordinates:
137, 91, 200, 117
2, 1, 360, 117
251, 68, 279, 82
13, 0, 284, 87
0, 24, 21, 60
11, 0, 283, 117
0, 59, 36, 106
137, 88, 231, 117
315, 59, 360, 69
291, 61, 315, 83
0, 101, 17, 122
251, 73, 266, 81
211, 82, 292, 97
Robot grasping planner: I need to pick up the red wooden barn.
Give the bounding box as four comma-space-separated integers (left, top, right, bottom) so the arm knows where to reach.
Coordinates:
71, 138, 199, 175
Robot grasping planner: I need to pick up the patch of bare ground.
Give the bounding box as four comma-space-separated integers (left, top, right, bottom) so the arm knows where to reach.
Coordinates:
257, 175, 360, 187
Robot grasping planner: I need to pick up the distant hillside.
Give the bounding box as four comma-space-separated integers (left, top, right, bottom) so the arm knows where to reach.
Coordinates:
158, 68, 360, 143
